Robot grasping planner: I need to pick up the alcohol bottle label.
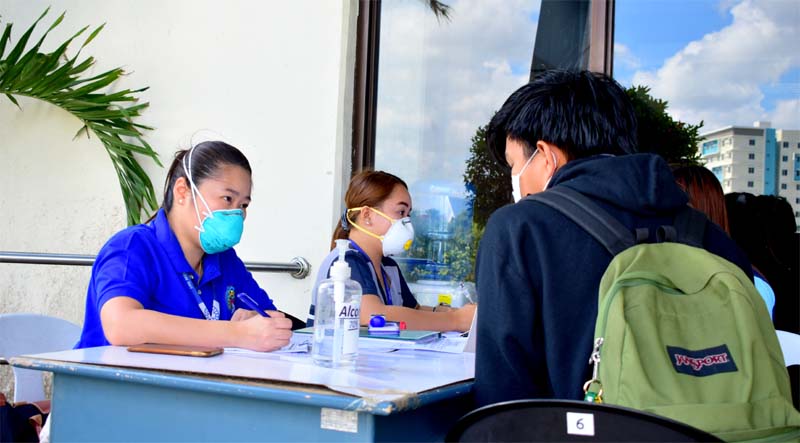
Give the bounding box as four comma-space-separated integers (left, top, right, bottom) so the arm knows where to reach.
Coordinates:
339, 301, 360, 355
337, 302, 360, 319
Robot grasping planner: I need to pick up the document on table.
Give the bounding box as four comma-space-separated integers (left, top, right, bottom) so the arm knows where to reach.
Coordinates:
224, 333, 312, 355
225, 326, 473, 357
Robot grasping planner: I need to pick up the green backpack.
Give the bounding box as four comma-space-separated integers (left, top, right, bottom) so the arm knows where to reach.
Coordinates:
528, 186, 800, 442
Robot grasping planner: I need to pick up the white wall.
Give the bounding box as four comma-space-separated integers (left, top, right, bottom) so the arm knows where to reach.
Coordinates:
0, 1, 355, 334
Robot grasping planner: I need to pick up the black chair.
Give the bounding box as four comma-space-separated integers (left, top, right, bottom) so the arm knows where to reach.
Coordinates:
446, 400, 721, 442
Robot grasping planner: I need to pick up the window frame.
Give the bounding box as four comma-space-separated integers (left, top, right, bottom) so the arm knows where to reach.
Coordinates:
350, 0, 616, 172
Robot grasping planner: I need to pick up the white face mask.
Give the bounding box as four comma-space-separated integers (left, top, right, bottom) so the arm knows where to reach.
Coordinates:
380, 216, 415, 256
511, 149, 538, 203
346, 207, 415, 256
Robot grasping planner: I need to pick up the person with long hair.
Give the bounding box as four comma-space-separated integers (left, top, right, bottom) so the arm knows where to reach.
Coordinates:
75, 141, 293, 351
672, 165, 775, 317
307, 170, 476, 332
671, 164, 730, 233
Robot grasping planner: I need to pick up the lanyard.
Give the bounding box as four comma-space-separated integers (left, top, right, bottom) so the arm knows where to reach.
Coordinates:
348, 240, 393, 306
182, 273, 220, 320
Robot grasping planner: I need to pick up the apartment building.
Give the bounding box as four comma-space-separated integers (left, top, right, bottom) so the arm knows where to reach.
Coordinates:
699, 122, 800, 227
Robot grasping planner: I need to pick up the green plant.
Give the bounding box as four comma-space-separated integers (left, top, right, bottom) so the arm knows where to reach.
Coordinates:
0, 8, 160, 225
627, 85, 703, 165
464, 124, 511, 229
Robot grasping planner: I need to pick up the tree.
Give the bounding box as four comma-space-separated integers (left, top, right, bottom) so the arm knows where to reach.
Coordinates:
463, 125, 511, 229
627, 85, 703, 165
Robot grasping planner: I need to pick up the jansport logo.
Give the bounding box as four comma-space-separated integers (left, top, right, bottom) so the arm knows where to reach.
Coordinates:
666, 344, 738, 377
675, 352, 730, 371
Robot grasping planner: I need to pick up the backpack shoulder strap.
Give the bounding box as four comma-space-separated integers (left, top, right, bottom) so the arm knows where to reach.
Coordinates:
525, 186, 635, 256
673, 206, 707, 248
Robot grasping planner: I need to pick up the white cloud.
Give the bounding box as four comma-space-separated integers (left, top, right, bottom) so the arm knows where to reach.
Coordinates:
769, 98, 800, 128
631, 0, 799, 131
614, 43, 641, 70
374, 0, 539, 192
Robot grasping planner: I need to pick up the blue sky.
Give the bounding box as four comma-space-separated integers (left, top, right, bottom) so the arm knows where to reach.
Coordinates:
615, 0, 733, 77
374, 0, 798, 194
614, 0, 799, 131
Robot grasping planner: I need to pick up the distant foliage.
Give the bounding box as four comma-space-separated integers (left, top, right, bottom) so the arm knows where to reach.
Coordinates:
463, 125, 512, 229
626, 85, 703, 165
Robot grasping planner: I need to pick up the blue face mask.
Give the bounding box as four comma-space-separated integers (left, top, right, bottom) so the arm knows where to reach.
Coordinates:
196, 208, 244, 254
184, 149, 245, 254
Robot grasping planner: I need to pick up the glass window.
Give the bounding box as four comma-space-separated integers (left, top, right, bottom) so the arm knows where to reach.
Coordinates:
702, 140, 719, 156
747, 181, 754, 188
373, 0, 541, 288
711, 166, 723, 181
749, 139, 756, 146
783, 141, 789, 148
748, 167, 755, 173
781, 183, 788, 190
782, 169, 788, 176
783, 155, 789, 162
748, 153, 756, 160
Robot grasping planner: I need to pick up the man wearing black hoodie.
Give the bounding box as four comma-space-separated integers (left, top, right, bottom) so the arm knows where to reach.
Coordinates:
474, 70, 752, 407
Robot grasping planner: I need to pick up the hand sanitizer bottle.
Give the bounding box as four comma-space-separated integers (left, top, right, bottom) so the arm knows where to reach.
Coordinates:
312, 239, 363, 367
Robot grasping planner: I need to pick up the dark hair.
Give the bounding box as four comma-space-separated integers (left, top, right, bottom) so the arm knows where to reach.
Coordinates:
150, 141, 252, 220
726, 192, 797, 269
726, 192, 798, 332
486, 70, 638, 166
331, 170, 408, 249
671, 164, 729, 233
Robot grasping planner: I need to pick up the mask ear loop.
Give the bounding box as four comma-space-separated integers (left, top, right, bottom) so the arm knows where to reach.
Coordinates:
183, 146, 214, 233
345, 208, 384, 241
543, 151, 558, 191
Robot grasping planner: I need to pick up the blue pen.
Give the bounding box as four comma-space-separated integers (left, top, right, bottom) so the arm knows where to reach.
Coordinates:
236, 293, 271, 318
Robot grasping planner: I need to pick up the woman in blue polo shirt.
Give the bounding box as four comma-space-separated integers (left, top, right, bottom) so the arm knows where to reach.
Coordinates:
76, 141, 293, 351
306, 171, 476, 331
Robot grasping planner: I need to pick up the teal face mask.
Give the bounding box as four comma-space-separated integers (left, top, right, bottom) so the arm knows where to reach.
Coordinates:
184, 149, 245, 254
196, 208, 244, 254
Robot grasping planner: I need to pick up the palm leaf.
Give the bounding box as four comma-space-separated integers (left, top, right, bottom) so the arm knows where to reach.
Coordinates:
0, 9, 159, 225
421, 0, 452, 22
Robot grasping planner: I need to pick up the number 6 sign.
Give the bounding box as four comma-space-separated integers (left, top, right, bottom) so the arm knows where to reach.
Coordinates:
566, 412, 595, 436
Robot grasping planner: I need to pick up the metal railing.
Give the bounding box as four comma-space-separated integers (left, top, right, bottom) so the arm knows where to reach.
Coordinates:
0, 251, 311, 279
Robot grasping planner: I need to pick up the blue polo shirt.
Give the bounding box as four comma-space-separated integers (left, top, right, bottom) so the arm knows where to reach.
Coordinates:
76, 208, 277, 348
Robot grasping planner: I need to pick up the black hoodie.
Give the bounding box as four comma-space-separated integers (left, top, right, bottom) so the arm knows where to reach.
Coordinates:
474, 153, 752, 406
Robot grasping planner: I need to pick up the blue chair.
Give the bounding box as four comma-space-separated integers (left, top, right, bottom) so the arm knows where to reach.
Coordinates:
0, 313, 81, 403
446, 399, 721, 442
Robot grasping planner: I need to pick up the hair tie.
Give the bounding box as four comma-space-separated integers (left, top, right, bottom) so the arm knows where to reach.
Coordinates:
340, 209, 350, 232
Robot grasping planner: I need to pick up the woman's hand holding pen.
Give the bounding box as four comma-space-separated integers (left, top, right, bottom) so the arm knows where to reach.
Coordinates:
235, 312, 292, 351
231, 308, 261, 322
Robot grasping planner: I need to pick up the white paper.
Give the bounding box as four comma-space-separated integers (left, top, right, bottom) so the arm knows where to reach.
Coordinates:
224, 333, 312, 355
413, 337, 468, 354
